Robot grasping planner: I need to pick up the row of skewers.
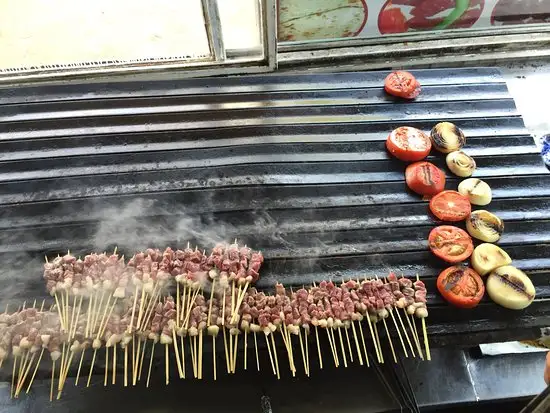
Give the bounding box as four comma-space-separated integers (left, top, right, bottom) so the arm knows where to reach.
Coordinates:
1, 242, 431, 401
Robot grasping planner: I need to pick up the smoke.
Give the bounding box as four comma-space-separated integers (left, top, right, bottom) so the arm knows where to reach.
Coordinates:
92, 198, 237, 253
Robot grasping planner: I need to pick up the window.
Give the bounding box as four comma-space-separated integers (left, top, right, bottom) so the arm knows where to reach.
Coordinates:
0, 0, 276, 82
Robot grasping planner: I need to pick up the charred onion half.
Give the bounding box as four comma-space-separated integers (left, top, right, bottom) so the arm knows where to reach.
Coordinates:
430, 122, 466, 153
466, 210, 504, 243
486, 265, 535, 310
458, 178, 492, 206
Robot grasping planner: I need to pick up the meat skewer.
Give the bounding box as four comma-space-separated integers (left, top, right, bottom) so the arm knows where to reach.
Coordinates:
8, 243, 439, 397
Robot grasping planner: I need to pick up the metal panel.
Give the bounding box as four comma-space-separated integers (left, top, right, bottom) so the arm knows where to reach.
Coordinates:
0, 68, 548, 348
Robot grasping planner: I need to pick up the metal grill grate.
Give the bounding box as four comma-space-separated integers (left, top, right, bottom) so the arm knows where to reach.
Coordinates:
0, 67, 548, 346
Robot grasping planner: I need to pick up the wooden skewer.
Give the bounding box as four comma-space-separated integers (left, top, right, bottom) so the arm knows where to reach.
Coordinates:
68, 295, 78, 342
138, 339, 146, 381
270, 333, 280, 379
54, 292, 65, 332
92, 291, 106, 336
171, 329, 184, 379
350, 321, 364, 366
326, 328, 338, 367
85, 293, 93, 337
64, 289, 70, 337
244, 330, 248, 370
264, 333, 276, 376
279, 319, 295, 374
389, 309, 408, 358
395, 308, 415, 357
298, 328, 309, 376
16, 352, 36, 397
113, 344, 117, 385
198, 330, 204, 379
135, 286, 146, 332
330, 327, 340, 366
165, 344, 170, 385
57, 350, 74, 399
366, 315, 381, 363
357, 320, 370, 367
179, 335, 185, 380
50, 360, 55, 402
337, 328, 348, 368
146, 342, 155, 388
26, 348, 45, 394
222, 327, 230, 374
231, 332, 238, 375
382, 317, 398, 363
305, 328, 310, 375
176, 283, 181, 329
124, 345, 128, 387
75, 348, 86, 386
87, 349, 97, 387
71, 296, 84, 340
183, 289, 202, 330
344, 325, 354, 363
315, 326, 323, 369
213, 336, 217, 380
254, 331, 260, 371
407, 311, 424, 360
415, 275, 431, 361
231, 281, 250, 324
374, 322, 384, 363
98, 298, 118, 339
421, 318, 431, 361
140, 283, 160, 331
57, 344, 66, 392
16, 351, 29, 397
104, 347, 109, 386
190, 336, 197, 378
11, 355, 17, 399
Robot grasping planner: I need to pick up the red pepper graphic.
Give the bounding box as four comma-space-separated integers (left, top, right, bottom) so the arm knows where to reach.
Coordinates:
378, 0, 484, 34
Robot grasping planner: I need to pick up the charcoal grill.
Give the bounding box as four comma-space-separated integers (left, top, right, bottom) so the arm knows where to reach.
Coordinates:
0, 67, 549, 412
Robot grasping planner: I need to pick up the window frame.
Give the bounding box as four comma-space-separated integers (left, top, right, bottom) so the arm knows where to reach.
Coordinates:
0, 0, 277, 84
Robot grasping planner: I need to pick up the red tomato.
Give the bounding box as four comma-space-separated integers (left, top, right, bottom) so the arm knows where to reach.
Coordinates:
429, 190, 471, 222
437, 266, 485, 308
384, 71, 421, 99
405, 161, 446, 196
386, 127, 432, 162
428, 225, 473, 263
379, 8, 408, 34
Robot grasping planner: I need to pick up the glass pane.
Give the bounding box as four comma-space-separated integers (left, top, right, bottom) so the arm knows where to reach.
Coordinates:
278, 0, 550, 43
0, 0, 210, 72
218, 0, 262, 52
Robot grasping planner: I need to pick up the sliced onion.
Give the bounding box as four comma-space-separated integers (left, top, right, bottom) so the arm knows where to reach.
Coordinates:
471, 243, 512, 276
446, 151, 476, 177
430, 122, 466, 153
486, 266, 535, 310
466, 210, 504, 242
458, 178, 492, 206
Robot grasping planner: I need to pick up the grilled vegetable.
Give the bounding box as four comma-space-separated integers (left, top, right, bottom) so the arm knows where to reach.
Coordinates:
386, 126, 431, 162
429, 190, 471, 222
429, 225, 473, 264
430, 122, 465, 153
471, 243, 512, 276
384, 71, 421, 99
405, 161, 446, 196
458, 178, 492, 206
466, 210, 504, 242
446, 151, 476, 177
437, 266, 485, 308
486, 265, 535, 310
